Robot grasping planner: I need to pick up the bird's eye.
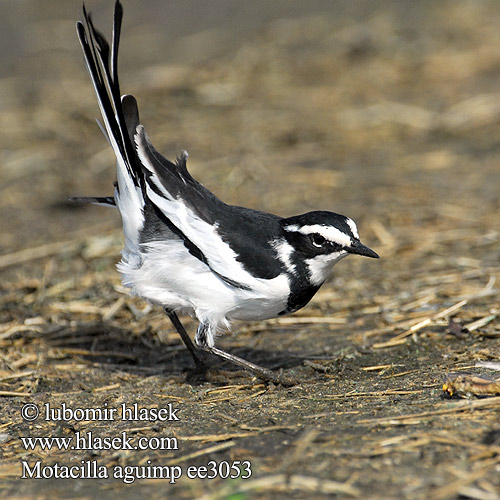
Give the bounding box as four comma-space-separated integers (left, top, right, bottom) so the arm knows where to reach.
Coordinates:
311, 233, 326, 247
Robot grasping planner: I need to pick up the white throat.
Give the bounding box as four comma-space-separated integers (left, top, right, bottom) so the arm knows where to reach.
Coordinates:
306, 251, 348, 286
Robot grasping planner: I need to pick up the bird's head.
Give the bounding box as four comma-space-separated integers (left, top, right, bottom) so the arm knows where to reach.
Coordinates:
280, 211, 379, 285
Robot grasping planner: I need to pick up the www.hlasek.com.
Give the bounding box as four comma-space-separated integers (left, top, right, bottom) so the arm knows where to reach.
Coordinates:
20, 402, 252, 484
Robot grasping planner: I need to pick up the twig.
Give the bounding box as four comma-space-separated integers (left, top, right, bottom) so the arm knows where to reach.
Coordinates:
0, 370, 35, 382
0, 325, 43, 341
361, 364, 402, 371
428, 456, 500, 500
0, 240, 80, 270
0, 390, 33, 397
280, 428, 319, 472
177, 425, 297, 442
358, 397, 500, 424
476, 361, 500, 371
168, 441, 235, 465
373, 299, 467, 349
199, 473, 361, 499
102, 297, 127, 322
465, 313, 497, 332
318, 389, 425, 400
92, 383, 121, 392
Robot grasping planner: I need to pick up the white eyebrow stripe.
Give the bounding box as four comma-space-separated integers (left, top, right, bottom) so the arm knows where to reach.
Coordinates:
284, 224, 352, 247
346, 218, 359, 239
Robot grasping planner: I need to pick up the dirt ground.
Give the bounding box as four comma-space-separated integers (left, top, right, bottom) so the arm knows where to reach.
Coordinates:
1, 1, 500, 499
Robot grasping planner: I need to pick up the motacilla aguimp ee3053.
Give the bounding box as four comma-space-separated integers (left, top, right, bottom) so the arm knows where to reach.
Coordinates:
72, 1, 379, 385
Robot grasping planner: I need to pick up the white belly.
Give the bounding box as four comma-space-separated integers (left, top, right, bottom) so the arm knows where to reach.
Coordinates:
117, 240, 290, 328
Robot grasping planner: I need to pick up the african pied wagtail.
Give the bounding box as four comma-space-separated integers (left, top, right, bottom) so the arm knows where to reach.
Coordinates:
72, 1, 379, 384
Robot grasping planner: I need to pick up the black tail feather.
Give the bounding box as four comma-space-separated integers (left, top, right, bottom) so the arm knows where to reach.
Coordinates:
122, 94, 140, 149
111, 0, 123, 83
77, 1, 142, 190
67, 196, 116, 207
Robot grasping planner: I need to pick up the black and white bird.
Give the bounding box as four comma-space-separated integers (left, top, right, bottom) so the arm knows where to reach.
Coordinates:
73, 1, 379, 384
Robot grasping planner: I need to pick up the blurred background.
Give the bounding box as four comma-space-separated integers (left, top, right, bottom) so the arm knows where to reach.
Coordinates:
2, 0, 499, 256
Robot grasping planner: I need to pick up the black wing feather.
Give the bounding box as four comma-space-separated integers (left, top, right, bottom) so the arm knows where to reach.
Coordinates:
67, 196, 116, 207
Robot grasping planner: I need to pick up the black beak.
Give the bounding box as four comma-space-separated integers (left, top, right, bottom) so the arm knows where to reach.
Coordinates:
347, 240, 380, 259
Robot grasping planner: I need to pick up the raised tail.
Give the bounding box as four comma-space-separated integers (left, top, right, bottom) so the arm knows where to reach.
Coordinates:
77, 1, 145, 265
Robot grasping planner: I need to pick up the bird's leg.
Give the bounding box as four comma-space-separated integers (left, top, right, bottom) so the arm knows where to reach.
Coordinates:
164, 309, 206, 369
195, 323, 296, 386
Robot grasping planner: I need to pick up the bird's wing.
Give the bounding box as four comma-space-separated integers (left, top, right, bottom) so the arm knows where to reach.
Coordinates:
135, 126, 266, 288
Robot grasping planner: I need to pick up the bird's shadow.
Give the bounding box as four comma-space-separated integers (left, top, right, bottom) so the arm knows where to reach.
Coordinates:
42, 322, 305, 384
